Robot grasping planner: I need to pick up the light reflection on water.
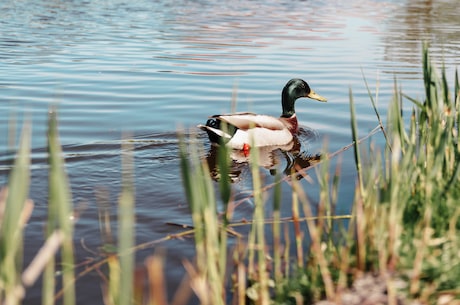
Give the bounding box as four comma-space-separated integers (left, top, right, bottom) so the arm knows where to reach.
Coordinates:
0, 0, 459, 303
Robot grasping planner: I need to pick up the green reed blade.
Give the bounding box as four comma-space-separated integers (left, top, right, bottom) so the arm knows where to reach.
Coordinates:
117, 136, 135, 305
217, 129, 231, 225
47, 110, 75, 305
248, 144, 270, 304
349, 88, 364, 194
0, 121, 31, 304
178, 134, 194, 213
441, 62, 450, 107
178, 131, 227, 304
178, 133, 205, 259
0, 121, 31, 246
455, 69, 460, 142
362, 70, 392, 152
402, 93, 424, 110
272, 172, 282, 287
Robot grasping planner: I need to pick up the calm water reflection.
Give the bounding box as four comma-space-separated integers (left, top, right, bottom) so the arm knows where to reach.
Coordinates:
0, 0, 459, 303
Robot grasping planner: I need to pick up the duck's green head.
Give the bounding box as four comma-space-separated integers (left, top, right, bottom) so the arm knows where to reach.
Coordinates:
281, 78, 327, 118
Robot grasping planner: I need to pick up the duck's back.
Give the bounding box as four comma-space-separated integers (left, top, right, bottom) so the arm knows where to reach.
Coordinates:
217, 113, 286, 131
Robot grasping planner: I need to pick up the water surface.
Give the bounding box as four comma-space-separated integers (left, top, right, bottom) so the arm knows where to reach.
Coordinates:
1, 0, 459, 303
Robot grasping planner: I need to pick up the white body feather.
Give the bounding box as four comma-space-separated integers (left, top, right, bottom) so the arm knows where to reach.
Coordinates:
199, 113, 295, 150
227, 128, 293, 150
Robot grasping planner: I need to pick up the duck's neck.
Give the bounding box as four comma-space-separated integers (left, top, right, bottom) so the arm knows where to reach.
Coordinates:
279, 113, 299, 134
281, 89, 296, 118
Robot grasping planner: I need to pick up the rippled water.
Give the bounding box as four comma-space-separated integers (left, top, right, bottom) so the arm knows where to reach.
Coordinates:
1, 0, 459, 303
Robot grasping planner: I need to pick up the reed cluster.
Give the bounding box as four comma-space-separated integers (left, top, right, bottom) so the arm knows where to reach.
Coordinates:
0, 111, 77, 305
1, 46, 459, 305
178, 46, 460, 304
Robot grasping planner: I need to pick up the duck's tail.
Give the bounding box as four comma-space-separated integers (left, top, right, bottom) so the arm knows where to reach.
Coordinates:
197, 118, 236, 144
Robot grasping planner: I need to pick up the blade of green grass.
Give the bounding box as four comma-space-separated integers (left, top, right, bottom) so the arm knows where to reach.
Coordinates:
248, 144, 270, 304
0, 121, 31, 304
349, 88, 364, 195
272, 172, 283, 291
361, 69, 392, 152
117, 135, 135, 305
47, 109, 76, 305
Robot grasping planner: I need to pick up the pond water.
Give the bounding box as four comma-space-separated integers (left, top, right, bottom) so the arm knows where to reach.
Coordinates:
1, 0, 459, 304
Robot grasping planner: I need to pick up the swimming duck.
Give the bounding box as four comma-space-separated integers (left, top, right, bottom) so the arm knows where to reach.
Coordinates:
198, 78, 327, 150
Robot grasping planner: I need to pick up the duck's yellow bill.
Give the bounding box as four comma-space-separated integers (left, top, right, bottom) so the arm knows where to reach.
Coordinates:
307, 90, 327, 102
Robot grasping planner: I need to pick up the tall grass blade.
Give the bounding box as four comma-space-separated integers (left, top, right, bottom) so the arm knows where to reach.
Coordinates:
117, 136, 135, 305
178, 132, 226, 305
272, 172, 282, 289
362, 70, 392, 151
248, 145, 269, 304
455, 69, 459, 142
0, 121, 31, 304
217, 125, 232, 225
22, 231, 64, 288
349, 88, 364, 194
217, 141, 230, 286
291, 191, 304, 269
47, 110, 76, 305
293, 177, 335, 300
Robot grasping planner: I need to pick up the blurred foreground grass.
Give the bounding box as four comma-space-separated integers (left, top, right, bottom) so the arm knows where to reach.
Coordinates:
1, 46, 459, 305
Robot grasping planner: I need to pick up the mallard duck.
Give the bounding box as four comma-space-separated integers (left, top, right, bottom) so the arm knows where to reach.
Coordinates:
198, 78, 327, 150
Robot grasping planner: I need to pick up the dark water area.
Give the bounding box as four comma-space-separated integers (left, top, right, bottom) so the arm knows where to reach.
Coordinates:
1, 0, 459, 303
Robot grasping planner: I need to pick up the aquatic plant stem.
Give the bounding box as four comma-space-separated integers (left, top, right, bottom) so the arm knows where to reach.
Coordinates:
362, 69, 392, 152
47, 110, 76, 305
293, 178, 335, 301
0, 121, 31, 305
349, 88, 365, 196
246, 143, 270, 305
118, 135, 135, 305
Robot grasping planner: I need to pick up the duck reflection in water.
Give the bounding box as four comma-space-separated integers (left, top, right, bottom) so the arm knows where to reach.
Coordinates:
205, 131, 321, 183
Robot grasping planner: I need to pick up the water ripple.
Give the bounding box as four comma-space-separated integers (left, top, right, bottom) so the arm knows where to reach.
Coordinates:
1, 1, 459, 303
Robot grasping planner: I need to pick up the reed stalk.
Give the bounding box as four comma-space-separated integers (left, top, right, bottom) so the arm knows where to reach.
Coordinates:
178, 133, 226, 305
47, 110, 76, 305
0, 122, 31, 305
249, 143, 270, 305
116, 136, 136, 305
